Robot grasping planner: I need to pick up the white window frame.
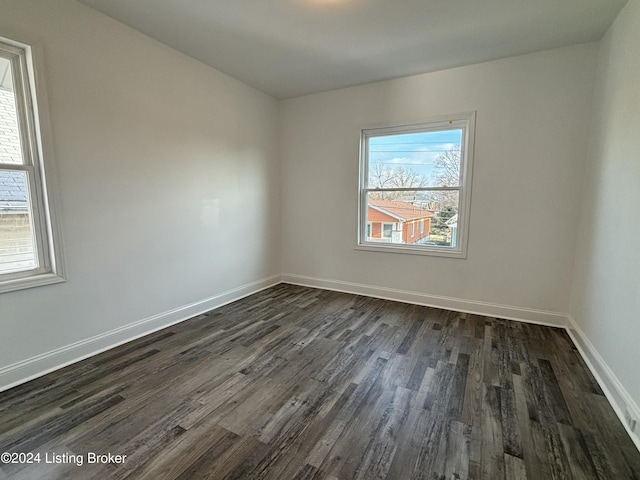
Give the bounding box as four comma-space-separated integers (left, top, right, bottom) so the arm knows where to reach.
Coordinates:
357, 112, 475, 258
0, 36, 65, 293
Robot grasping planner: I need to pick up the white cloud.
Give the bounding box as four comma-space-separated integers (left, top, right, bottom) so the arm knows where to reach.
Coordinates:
387, 157, 426, 165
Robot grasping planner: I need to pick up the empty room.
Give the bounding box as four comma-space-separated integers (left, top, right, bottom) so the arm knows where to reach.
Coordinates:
1, 0, 639, 478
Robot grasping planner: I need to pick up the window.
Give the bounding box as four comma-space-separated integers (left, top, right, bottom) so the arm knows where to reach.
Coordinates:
358, 112, 475, 257
0, 36, 64, 293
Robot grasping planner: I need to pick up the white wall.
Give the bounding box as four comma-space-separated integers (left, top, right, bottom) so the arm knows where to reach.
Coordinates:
569, 0, 640, 429
0, 0, 280, 386
280, 44, 597, 315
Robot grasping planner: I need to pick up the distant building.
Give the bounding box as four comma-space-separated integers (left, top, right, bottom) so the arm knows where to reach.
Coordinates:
367, 199, 432, 244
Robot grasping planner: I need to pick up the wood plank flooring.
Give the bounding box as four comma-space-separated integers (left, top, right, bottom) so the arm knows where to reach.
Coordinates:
1, 284, 639, 479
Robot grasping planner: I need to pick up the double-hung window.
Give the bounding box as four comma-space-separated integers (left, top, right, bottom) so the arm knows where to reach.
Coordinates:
358, 112, 475, 258
0, 36, 64, 292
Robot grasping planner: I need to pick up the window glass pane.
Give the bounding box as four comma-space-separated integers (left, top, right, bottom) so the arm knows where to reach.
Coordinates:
360, 113, 474, 257
0, 169, 36, 272
365, 190, 459, 247
0, 56, 25, 165
420, 190, 460, 248
366, 191, 434, 245
368, 129, 462, 189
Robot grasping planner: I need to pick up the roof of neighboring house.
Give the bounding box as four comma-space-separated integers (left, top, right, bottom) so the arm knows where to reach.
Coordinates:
368, 199, 432, 222
0, 170, 29, 212
446, 214, 458, 227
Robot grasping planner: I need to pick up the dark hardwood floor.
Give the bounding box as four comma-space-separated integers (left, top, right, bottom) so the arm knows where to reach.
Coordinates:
1, 284, 639, 479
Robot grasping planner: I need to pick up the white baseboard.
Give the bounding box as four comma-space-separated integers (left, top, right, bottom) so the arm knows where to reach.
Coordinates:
281, 273, 568, 328
566, 315, 640, 451
0, 274, 281, 393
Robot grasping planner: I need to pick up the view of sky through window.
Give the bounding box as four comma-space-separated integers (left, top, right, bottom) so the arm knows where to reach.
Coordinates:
368, 129, 462, 186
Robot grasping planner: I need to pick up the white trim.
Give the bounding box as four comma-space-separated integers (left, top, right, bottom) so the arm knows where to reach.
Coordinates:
28, 41, 67, 284
280, 273, 567, 327
0, 274, 281, 393
0, 271, 65, 293
355, 243, 462, 258
0, 36, 66, 293
357, 111, 476, 259
566, 315, 640, 451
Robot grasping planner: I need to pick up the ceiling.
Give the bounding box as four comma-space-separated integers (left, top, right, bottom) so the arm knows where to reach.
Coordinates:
76, 0, 627, 100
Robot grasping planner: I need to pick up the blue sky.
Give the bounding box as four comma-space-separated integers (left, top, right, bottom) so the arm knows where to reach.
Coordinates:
369, 128, 462, 181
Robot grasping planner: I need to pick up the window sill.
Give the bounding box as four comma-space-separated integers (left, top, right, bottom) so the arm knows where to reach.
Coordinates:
355, 243, 467, 259
0, 271, 66, 294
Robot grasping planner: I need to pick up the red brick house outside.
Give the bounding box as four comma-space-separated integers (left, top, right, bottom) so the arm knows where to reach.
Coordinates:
367, 199, 432, 245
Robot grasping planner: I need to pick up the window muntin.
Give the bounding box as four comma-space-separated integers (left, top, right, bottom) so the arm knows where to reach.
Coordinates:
0, 36, 64, 292
358, 113, 475, 258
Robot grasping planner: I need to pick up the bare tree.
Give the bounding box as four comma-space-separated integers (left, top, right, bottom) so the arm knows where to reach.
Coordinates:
432, 146, 460, 188
368, 163, 428, 200
430, 146, 461, 230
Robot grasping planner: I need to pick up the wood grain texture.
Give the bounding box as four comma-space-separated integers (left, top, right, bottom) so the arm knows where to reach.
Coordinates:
1, 284, 639, 479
